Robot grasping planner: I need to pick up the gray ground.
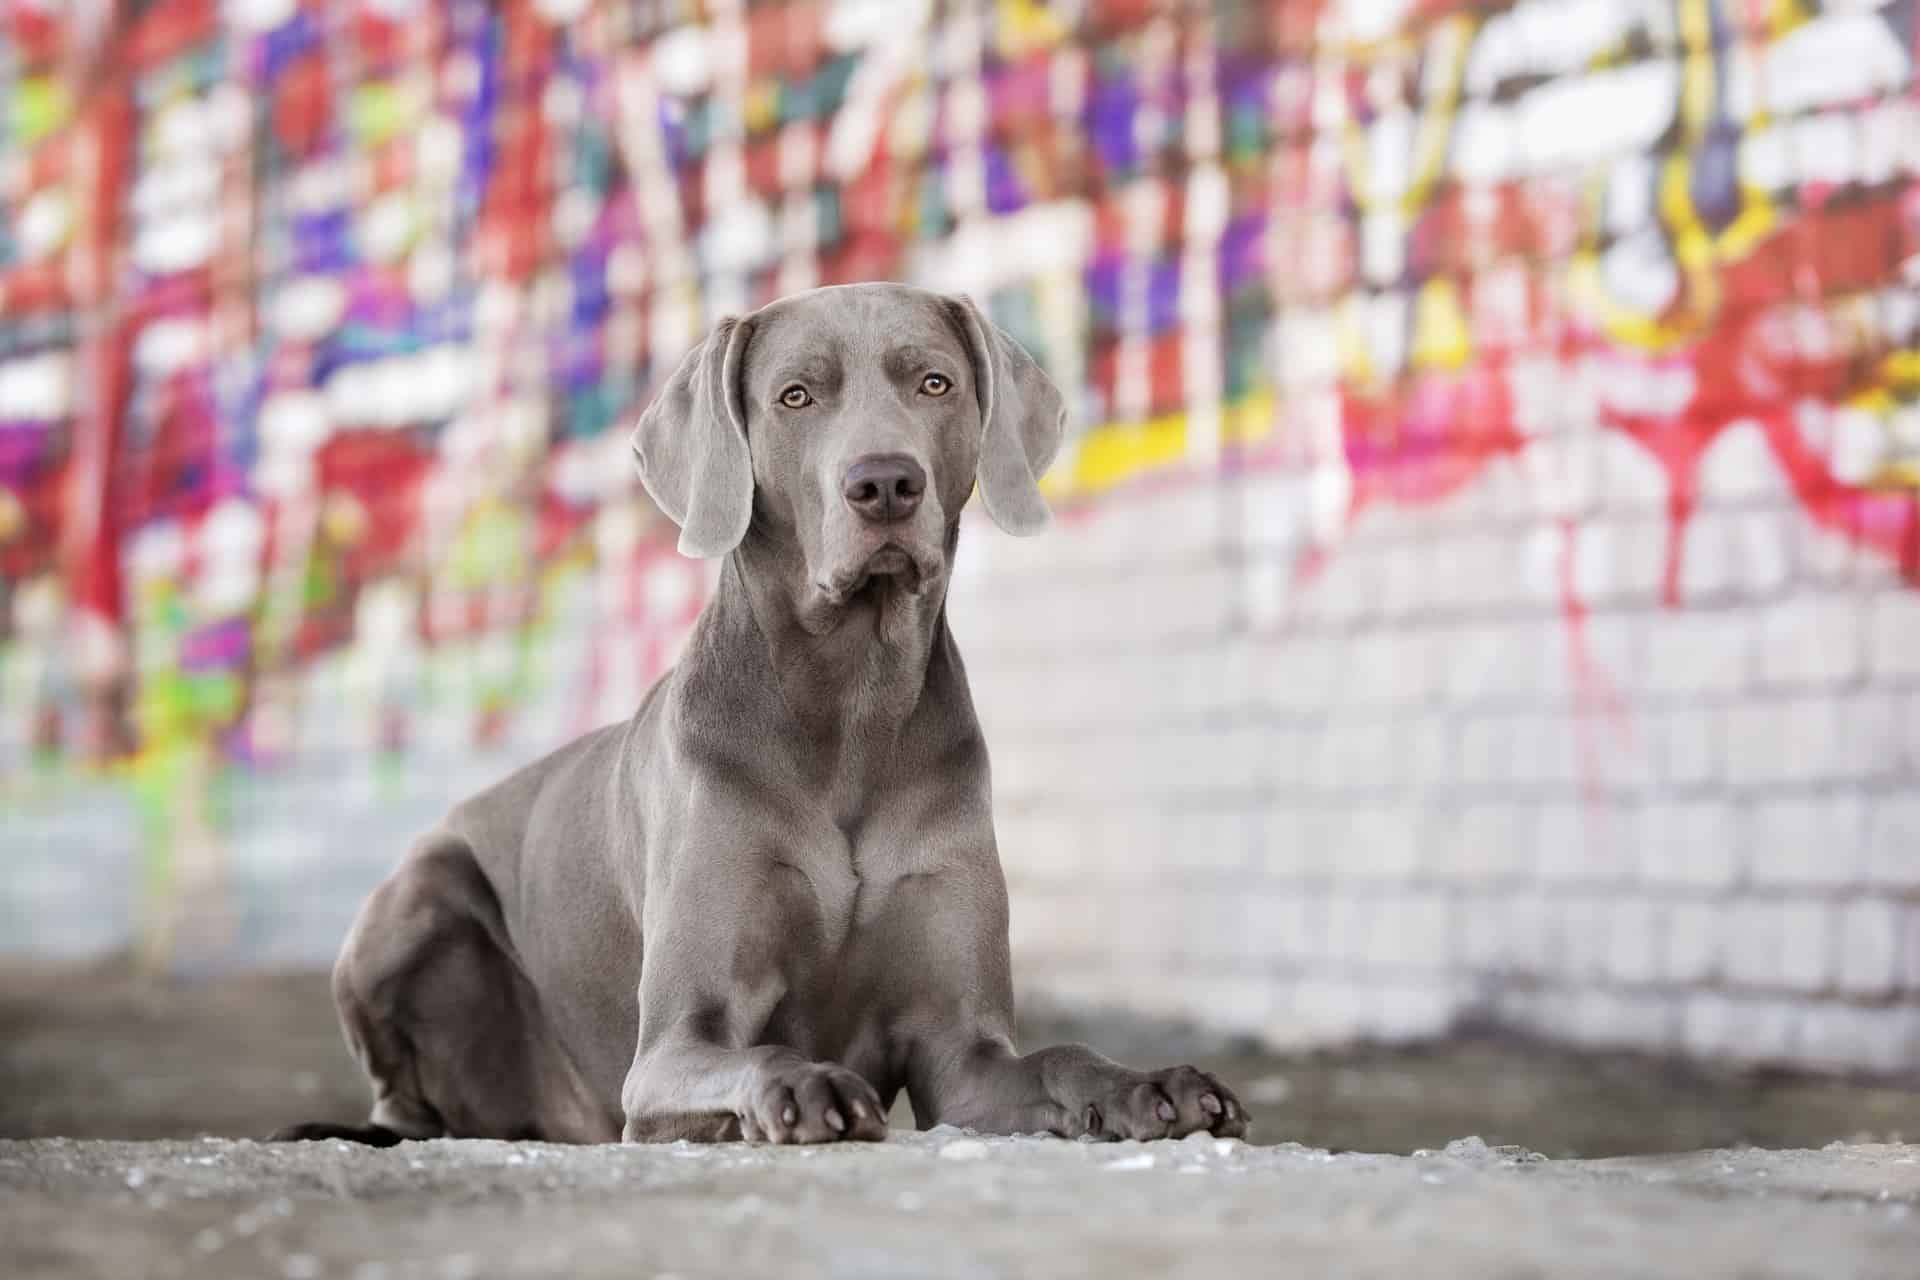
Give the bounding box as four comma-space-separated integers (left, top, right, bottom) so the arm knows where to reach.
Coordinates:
5, 960, 1920, 1277
6, 1133, 1919, 1279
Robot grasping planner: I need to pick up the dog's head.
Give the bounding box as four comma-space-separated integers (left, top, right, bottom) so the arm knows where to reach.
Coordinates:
630, 283, 1064, 612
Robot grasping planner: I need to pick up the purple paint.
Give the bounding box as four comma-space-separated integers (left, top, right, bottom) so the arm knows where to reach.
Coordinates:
984, 146, 1027, 216
179, 617, 252, 673
1217, 213, 1267, 291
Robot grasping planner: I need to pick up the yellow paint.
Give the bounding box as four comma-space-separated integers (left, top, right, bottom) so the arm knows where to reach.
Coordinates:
1062, 411, 1188, 494
745, 82, 780, 134
996, 0, 1069, 58
1335, 296, 1376, 388
1036, 392, 1280, 500
1412, 278, 1472, 372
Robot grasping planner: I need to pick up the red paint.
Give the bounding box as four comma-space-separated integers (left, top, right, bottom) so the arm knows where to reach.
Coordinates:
63, 87, 135, 633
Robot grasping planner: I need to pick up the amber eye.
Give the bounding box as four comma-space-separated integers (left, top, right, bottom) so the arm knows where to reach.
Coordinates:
780, 385, 812, 409
920, 372, 951, 396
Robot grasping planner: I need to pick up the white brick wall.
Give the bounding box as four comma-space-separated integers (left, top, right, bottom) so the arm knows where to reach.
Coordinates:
958, 442, 1920, 1075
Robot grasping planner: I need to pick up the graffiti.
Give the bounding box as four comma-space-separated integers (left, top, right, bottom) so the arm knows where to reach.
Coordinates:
1, 0, 1917, 956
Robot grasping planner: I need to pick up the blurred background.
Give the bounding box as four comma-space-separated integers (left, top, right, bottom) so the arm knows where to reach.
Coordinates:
2, 0, 1918, 1151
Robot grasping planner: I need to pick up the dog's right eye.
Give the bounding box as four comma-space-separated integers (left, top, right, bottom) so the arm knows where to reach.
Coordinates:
779, 386, 812, 409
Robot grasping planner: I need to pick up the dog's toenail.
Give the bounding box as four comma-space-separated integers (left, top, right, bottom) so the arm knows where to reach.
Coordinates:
1155, 1099, 1176, 1123
781, 1104, 797, 1126
1200, 1093, 1222, 1116
826, 1108, 846, 1132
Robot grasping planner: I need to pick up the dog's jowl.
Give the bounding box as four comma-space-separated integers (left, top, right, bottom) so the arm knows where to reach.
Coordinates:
274, 283, 1249, 1147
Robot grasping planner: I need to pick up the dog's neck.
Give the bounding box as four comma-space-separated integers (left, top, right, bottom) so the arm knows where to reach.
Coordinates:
718, 528, 954, 751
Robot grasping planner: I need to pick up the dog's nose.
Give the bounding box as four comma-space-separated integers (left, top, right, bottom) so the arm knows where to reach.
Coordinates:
842, 454, 926, 523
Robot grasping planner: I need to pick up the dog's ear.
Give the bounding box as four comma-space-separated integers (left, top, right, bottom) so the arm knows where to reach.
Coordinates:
946, 295, 1066, 536
630, 317, 754, 558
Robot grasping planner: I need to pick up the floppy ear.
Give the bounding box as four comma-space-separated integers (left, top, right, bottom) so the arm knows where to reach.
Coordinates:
630, 316, 754, 559
946, 295, 1066, 536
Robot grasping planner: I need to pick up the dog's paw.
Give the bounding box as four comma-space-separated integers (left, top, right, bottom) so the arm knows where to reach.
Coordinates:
1075, 1066, 1250, 1142
741, 1062, 889, 1144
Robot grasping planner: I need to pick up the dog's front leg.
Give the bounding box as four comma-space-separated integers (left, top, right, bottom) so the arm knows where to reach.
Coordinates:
915, 1038, 1250, 1142
617, 906, 888, 1145
884, 869, 1250, 1142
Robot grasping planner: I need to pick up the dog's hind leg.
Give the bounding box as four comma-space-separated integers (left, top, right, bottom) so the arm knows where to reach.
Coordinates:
273, 831, 611, 1145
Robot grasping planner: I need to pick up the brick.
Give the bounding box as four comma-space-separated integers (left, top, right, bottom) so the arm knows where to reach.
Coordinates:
1007, 887, 1102, 963
1867, 591, 1920, 678
1794, 516, 1870, 586
1449, 802, 1537, 882
1309, 718, 1405, 791
1293, 544, 1382, 625
1757, 592, 1866, 687
1641, 611, 1753, 694
1696, 421, 1788, 506
1316, 892, 1370, 966
1406, 714, 1455, 789
1797, 1002, 1920, 1075
1512, 891, 1571, 977
1423, 532, 1528, 612
1562, 989, 1678, 1051
1653, 704, 1723, 787
1748, 795, 1865, 888
1252, 890, 1319, 962
1340, 628, 1434, 705
1724, 696, 1841, 785
1597, 426, 1675, 514
1262, 807, 1336, 880
1906, 908, 1920, 995
1863, 795, 1920, 890
1455, 715, 1511, 786
1539, 802, 1641, 884
1165, 638, 1252, 717
1259, 636, 1342, 711
1231, 470, 1313, 553
1779, 900, 1836, 994
1328, 806, 1422, 880
1664, 900, 1721, 985
1365, 892, 1453, 971
1455, 892, 1508, 971
1555, 895, 1614, 981
1242, 559, 1292, 630
996, 810, 1086, 884
1149, 724, 1264, 793
1571, 514, 1669, 604
1358, 982, 1462, 1043
1835, 899, 1904, 998
1375, 536, 1434, 620
1908, 690, 1920, 774
1832, 691, 1906, 783
1682, 994, 1804, 1066
1677, 510, 1792, 603
1722, 899, 1833, 993
1565, 612, 1646, 695
1730, 507, 1793, 597
1271, 978, 1370, 1048
1638, 800, 1741, 888
1607, 897, 1665, 985
1439, 620, 1567, 704
1260, 728, 1317, 794
1505, 714, 1583, 788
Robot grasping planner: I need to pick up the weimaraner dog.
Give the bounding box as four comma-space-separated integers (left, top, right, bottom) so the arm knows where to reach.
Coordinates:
275, 282, 1249, 1147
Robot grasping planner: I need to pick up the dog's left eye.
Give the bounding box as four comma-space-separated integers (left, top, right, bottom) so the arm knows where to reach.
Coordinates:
920, 373, 950, 396
779, 386, 812, 409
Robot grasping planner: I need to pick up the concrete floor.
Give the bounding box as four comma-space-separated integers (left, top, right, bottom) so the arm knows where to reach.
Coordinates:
5, 963, 1918, 1156
5, 1132, 1919, 1279
5, 961, 1920, 1277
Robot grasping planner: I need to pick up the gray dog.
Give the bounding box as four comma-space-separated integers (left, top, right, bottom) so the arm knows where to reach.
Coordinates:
275, 283, 1248, 1147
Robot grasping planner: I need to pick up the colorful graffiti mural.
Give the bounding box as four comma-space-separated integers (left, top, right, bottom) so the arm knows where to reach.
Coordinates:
2, 0, 1917, 959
